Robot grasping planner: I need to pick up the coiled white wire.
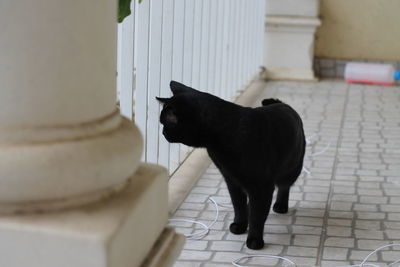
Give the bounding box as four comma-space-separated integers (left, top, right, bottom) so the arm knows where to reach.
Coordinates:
232, 254, 295, 267
168, 197, 220, 240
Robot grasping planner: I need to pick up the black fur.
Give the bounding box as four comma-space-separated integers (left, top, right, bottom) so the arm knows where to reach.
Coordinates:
158, 81, 306, 250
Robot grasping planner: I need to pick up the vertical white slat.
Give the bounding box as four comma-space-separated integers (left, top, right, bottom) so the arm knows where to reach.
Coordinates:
182, 0, 195, 87
230, 0, 239, 99
117, 24, 123, 102
259, 0, 266, 68
251, 1, 259, 76
237, 0, 245, 90
118, 5, 135, 120
253, 0, 259, 79
226, 0, 235, 100
134, 0, 151, 160
253, 0, 260, 75
220, 0, 230, 100
146, 0, 163, 164
191, 0, 202, 89
171, 0, 186, 171
253, 0, 259, 74
233, 0, 241, 96
248, 0, 256, 81
214, 0, 224, 98
199, 0, 210, 92
207, 0, 218, 96
177, 0, 196, 166
158, 0, 174, 170
243, 0, 250, 84
229, 0, 236, 99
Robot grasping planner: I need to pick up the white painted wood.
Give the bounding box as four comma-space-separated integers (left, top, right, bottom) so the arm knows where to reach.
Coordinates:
244, 1, 251, 84
117, 25, 123, 102
134, 0, 151, 160
171, 0, 186, 170
208, 0, 218, 96
199, 0, 210, 92
220, 0, 230, 100
182, 0, 195, 87
158, 0, 174, 171
237, 0, 245, 89
118, 7, 135, 120
146, 0, 163, 164
179, 0, 196, 165
116, 0, 266, 174
233, 0, 241, 94
214, 0, 224, 98
259, 0, 265, 69
191, 0, 202, 89
226, 1, 234, 100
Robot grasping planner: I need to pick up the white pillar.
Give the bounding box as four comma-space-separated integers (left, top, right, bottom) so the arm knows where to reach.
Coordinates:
0, 1, 184, 266
0, 0, 142, 212
263, 0, 321, 81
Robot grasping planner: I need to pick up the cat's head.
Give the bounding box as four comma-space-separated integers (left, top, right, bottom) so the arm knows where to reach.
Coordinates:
156, 81, 210, 147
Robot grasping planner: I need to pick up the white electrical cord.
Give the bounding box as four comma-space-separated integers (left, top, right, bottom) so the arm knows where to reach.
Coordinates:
232, 254, 295, 267
309, 141, 331, 157
336, 244, 400, 267
168, 197, 220, 240
302, 166, 311, 176
232, 243, 400, 267
306, 132, 320, 144
303, 132, 332, 177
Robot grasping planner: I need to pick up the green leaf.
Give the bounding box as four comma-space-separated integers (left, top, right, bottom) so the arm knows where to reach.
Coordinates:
118, 0, 144, 23
118, 0, 132, 23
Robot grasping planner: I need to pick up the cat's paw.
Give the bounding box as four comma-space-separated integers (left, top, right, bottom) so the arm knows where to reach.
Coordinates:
229, 222, 247, 234
273, 202, 288, 214
246, 237, 264, 250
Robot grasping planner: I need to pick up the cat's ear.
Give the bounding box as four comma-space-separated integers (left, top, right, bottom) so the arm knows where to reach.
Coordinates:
170, 80, 189, 95
156, 97, 169, 104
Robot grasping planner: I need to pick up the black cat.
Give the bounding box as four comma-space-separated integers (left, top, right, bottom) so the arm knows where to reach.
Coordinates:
157, 81, 306, 250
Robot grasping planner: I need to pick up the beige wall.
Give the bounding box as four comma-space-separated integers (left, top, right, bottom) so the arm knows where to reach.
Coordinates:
315, 0, 400, 61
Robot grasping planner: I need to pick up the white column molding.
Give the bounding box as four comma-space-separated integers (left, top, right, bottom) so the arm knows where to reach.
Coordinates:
263, 0, 321, 81
0, 0, 142, 213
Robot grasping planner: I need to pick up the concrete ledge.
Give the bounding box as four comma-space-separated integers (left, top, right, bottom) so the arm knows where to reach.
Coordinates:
266, 16, 321, 28
264, 68, 319, 82
141, 227, 185, 267
0, 163, 170, 267
168, 78, 267, 214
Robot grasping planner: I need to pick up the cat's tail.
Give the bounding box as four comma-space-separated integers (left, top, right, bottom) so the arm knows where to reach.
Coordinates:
261, 98, 283, 106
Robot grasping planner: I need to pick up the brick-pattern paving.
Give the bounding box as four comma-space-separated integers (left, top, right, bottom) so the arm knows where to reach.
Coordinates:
171, 80, 400, 267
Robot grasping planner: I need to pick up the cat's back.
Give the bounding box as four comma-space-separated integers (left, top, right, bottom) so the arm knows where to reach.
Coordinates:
254, 99, 302, 126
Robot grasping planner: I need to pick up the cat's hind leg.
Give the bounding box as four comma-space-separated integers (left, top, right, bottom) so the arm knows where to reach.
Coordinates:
247, 185, 274, 250
226, 181, 248, 235
273, 185, 290, 214
273, 165, 302, 214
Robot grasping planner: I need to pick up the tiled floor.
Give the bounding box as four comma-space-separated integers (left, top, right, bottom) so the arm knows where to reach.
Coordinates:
170, 80, 400, 267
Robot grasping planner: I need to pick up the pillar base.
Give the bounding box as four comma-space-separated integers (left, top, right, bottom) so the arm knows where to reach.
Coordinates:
264, 15, 321, 82
0, 164, 183, 267
0, 116, 143, 213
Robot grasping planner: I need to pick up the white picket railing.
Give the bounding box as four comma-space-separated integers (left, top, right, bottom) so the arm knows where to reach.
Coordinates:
117, 0, 265, 174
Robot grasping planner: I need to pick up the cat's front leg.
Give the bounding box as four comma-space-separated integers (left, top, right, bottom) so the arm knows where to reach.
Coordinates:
226, 180, 248, 235
246, 186, 274, 250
